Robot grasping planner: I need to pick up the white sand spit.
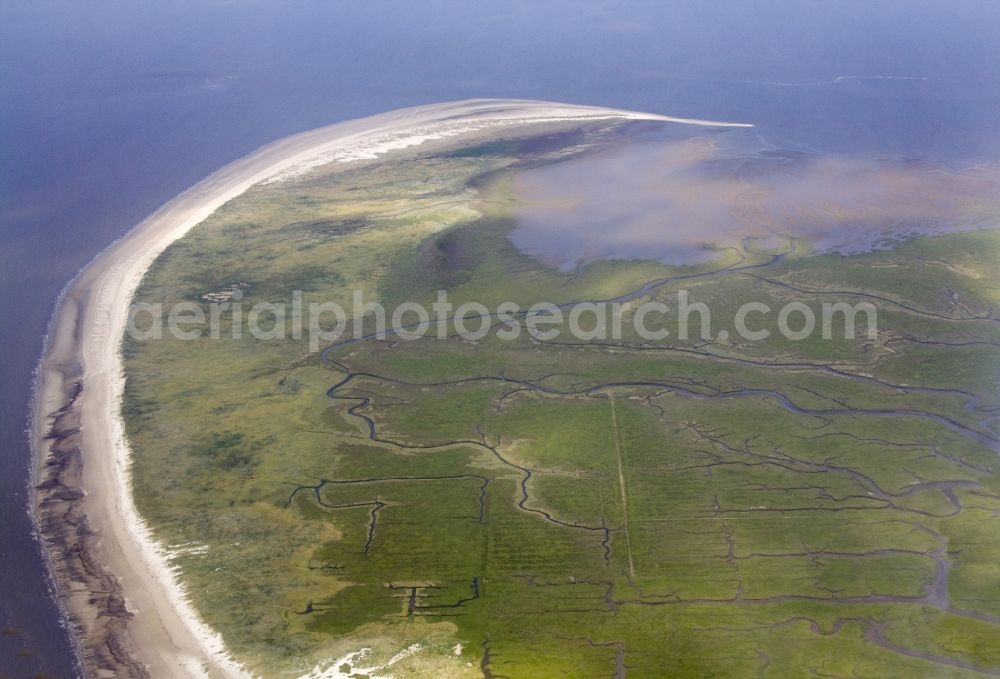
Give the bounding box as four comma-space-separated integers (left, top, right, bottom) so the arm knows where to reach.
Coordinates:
32, 99, 748, 678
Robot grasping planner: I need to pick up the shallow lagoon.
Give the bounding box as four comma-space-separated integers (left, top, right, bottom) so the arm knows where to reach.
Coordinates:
511, 130, 1000, 269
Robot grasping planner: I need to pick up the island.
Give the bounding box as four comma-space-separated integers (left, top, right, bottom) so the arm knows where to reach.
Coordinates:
33, 99, 1000, 678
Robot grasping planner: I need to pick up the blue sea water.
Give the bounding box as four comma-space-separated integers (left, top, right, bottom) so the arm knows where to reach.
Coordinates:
1, 1, 999, 675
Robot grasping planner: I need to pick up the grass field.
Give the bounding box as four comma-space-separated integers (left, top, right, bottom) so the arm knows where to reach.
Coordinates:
123, 122, 1000, 677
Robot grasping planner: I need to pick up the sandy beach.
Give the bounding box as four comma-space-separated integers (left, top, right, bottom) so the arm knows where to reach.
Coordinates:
30, 99, 749, 678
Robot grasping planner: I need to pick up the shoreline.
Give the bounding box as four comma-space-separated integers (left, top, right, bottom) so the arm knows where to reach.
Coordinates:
29, 99, 749, 678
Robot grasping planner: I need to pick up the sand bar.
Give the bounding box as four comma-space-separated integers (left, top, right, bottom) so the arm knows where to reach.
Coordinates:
30, 99, 749, 678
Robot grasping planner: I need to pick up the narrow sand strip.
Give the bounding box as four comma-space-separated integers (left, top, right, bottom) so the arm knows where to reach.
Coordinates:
32, 99, 749, 678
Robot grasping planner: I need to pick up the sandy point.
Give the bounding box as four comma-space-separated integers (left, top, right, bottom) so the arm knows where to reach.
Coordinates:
30, 99, 750, 678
